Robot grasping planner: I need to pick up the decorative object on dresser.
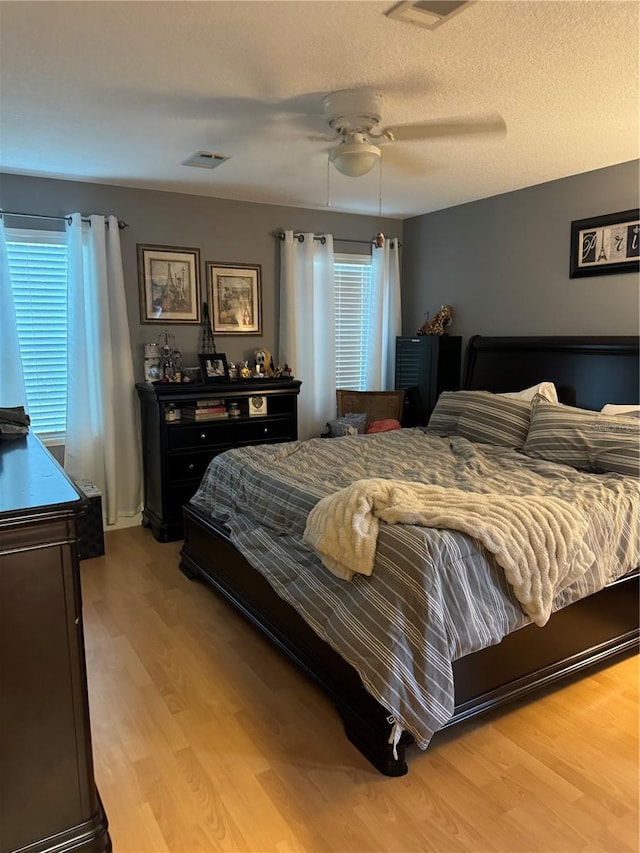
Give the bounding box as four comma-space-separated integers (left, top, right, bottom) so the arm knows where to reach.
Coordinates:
137, 243, 201, 324
570, 209, 639, 278
206, 261, 262, 335
198, 300, 218, 355
248, 395, 267, 417
254, 348, 275, 377
199, 352, 230, 382
136, 378, 301, 541
0, 433, 110, 852
395, 335, 462, 425
143, 341, 162, 383
179, 335, 639, 777
416, 304, 453, 336
181, 398, 229, 421
157, 329, 184, 382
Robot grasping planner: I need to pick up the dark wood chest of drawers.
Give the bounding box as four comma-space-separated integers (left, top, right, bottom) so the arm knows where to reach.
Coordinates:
395, 335, 462, 425
136, 379, 301, 541
0, 433, 110, 853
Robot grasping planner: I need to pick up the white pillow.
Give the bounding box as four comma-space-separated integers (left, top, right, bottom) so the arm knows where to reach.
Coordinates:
601, 404, 640, 415
501, 382, 558, 403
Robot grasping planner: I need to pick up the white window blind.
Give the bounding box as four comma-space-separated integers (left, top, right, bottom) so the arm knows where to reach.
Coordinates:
6, 228, 68, 439
334, 253, 372, 390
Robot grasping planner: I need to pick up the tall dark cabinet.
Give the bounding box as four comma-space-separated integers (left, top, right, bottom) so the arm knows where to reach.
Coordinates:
137, 378, 301, 542
0, 433, 110, 853
395, 335, 462, 425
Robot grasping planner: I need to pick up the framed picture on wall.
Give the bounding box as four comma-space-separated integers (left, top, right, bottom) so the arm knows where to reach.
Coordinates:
206, 261, 262, 335
137, 244, 201, 323
570, 210, 639, 278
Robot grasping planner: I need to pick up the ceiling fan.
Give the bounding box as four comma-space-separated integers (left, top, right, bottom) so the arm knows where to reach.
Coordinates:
323, 88, 506, 177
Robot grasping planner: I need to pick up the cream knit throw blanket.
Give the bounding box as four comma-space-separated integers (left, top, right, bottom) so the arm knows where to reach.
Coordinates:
303, 478, 595, 627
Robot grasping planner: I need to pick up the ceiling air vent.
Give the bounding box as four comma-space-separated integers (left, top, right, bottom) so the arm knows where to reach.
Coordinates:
181, 151, 230, 169
385, 1, 474, 30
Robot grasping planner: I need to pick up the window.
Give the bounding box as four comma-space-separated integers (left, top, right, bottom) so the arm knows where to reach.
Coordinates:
334, 253, 372, 390
5, 228, 68, 440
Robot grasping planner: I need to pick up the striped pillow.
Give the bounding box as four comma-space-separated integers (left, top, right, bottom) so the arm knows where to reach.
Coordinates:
425, 390, 488, 436
457, 394, 532, 448
523, 398, 640, 476
426, 390, 532, 448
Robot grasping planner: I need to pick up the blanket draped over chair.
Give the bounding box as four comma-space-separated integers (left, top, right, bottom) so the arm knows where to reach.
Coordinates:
303, 477, 596, 626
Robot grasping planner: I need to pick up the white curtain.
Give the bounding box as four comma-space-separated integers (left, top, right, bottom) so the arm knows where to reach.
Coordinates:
65, 213, 142, 526
368, 237, 402, 390
0, 219, 28, 408
279, 231, 336, 440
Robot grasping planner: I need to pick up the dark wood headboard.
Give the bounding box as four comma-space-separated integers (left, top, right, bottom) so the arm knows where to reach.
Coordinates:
463, 335, 639, 411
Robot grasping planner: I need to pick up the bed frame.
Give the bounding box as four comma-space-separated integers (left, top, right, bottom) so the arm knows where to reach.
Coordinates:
179, 335, 639, 776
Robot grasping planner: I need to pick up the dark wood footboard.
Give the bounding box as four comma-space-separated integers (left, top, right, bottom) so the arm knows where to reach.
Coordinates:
180, 503, 412, 775
180, 501, 638, 776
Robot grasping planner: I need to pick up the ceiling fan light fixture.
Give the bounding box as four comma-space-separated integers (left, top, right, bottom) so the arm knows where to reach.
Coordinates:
330, 141, 381, 177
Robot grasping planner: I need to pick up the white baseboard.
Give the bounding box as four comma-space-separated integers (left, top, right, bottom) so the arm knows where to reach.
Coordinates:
104, 513, 143, 533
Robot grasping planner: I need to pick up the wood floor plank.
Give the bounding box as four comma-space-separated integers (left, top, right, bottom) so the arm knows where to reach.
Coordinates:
81, 527, 639, 852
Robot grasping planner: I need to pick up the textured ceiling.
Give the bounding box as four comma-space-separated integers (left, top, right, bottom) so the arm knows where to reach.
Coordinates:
0, 0, 638, 218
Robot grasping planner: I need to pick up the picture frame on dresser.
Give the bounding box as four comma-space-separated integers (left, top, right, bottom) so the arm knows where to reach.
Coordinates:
137, 243, 201, 323
207, 261, 262, 335
199, 353, 230, 382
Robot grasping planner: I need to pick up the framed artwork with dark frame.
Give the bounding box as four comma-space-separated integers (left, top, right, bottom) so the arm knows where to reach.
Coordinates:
206, 261, 262, 335
570, 210, 639, 278
199, 353, 230, 382
138, 244, 201, 323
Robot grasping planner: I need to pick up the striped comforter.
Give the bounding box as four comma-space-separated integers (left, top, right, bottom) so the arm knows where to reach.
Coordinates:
190, 429, 639, 749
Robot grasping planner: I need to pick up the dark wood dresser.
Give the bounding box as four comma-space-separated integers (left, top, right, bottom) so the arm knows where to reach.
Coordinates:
136, 378, 302, 541
0, 433, 110, 853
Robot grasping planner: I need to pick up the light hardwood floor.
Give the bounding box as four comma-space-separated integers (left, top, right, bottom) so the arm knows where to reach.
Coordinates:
81, 526, 639, 853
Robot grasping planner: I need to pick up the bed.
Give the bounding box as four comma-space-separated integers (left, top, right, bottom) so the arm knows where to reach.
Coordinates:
179, 335, 639, 776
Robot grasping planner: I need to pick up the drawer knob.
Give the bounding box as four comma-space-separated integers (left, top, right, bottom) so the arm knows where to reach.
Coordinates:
188, 463, 195, 471
264, 427, 269, 434
200, 433, 207, 440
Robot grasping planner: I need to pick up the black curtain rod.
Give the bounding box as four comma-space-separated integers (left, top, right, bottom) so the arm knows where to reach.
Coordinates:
275, 231, 400, 247
0, 210, 129, 229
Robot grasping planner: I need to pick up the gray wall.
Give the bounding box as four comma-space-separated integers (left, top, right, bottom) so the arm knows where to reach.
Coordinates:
0, 173, 401, 382
402, 160, 640, 345
3, 162, 637, 386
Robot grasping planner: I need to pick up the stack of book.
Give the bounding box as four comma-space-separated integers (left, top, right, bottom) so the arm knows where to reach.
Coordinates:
181, 398, 228, 420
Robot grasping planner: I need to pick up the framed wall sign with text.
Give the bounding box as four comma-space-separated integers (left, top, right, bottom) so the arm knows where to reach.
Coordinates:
570, 210, 639, 278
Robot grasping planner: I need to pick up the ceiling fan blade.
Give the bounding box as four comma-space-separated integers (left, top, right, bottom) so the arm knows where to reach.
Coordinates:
380, 144, 430, 176
309, 132, 339, 142
382, 114, 506, 143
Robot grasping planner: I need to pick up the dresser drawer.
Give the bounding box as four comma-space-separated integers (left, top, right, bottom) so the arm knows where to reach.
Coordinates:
237, 417, 294, 444
167, 449, 225, 483
167, 422, 234, 450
